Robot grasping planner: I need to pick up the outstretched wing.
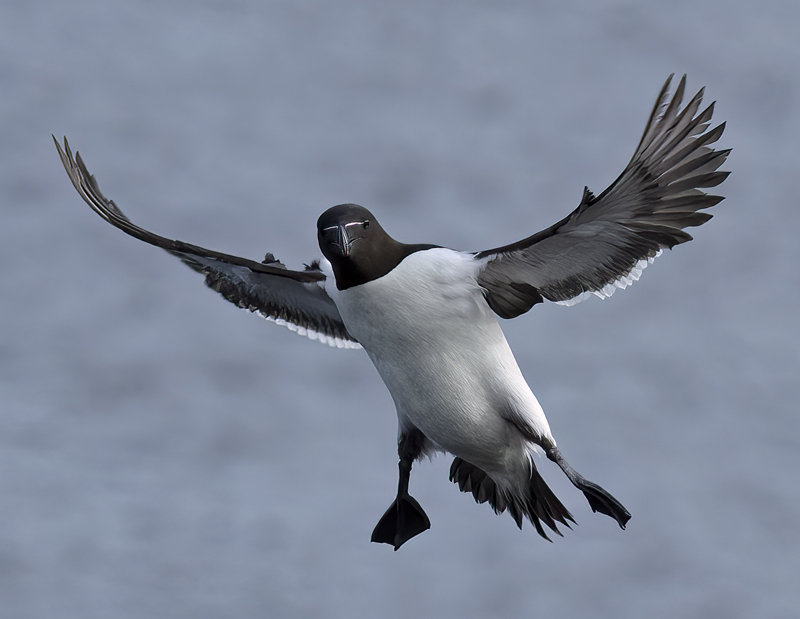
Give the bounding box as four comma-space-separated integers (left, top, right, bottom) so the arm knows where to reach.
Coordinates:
476, 75, 730, 319
54, 137, 359, 348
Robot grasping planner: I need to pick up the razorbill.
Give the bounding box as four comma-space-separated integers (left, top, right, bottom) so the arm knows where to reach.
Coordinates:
54, 74, 729, 550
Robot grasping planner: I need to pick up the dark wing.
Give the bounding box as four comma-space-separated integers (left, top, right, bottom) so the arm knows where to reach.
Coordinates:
54, 136, 359, 348
476, 75, 730, 319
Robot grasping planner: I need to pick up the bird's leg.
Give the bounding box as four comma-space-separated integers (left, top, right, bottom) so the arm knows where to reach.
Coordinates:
545, 445, 631, 529
371, 429, 431, 550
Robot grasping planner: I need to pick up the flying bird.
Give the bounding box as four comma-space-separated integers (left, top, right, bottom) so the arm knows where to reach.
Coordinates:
55, 74, 729, 550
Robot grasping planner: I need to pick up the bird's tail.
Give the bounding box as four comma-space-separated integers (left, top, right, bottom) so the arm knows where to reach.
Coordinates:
449, 456, 575, 540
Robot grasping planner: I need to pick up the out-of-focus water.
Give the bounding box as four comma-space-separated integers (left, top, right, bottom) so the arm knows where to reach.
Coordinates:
2, 1, 799, 617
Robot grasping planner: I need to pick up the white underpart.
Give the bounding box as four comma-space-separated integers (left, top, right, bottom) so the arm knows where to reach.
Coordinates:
322, 250, 553, 488
259, 312, 362, 349
555, 249, 663, 307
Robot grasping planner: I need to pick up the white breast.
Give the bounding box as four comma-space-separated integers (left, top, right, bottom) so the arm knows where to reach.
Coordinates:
322, 249, 552, 470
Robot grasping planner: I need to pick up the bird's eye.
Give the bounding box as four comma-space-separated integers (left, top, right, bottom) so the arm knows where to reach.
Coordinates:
362, 220, 370, 229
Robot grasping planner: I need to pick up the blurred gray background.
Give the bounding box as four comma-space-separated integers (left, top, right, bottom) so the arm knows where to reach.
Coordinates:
2, 1, 798, 617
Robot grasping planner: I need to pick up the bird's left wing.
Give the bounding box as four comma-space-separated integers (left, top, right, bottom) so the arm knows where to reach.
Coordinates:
476, 75, 730, 319
54, 137, 360, 348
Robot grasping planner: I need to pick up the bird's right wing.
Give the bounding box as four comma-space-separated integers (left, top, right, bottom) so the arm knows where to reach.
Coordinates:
54, 137, 360, 349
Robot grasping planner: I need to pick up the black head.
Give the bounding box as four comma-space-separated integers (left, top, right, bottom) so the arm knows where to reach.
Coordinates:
317, 204, 379, 260
317, 203, 438, 290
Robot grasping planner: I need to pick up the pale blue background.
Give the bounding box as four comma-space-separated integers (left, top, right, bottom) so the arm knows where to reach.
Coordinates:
2, 1, 799, 617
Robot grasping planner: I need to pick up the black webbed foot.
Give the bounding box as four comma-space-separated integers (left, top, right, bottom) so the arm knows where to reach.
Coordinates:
372, 432, 431, 550
546, 446, 631, 529
371, 493, 431, 550
570, 476, 631, 528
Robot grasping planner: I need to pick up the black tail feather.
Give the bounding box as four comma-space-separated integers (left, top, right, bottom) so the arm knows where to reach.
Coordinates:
449, 457, 574, 541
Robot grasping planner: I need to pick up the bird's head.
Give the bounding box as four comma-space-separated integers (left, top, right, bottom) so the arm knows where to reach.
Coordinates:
316, 203, 380, 262
317, 203, 414, 290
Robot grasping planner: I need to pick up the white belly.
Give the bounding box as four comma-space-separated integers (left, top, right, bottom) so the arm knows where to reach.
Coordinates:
322, 249, 552, 472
